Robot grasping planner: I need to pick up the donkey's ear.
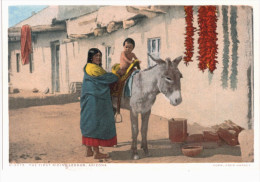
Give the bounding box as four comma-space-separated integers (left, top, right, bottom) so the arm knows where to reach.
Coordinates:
172, 56, 182, 66
165, 58, 172, 68
148, 53, 165, 64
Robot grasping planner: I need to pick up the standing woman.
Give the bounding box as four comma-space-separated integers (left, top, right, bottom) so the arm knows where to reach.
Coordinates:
80, 48, 118, 159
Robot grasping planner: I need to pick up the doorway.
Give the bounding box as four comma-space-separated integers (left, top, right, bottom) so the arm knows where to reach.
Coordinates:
51, 41, 60, 93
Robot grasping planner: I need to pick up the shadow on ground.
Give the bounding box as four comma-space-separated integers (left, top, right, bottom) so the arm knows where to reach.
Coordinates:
9, 93, 80, 109
110, 138, 241, 161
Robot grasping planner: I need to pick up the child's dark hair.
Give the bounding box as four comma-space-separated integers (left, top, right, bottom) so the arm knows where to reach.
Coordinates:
123, 38, 135, 48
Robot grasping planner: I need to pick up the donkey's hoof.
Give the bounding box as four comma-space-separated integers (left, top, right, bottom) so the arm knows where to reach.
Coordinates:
142, 148, 150, 157
144, 152, 151, 157
132, 154, 140, 160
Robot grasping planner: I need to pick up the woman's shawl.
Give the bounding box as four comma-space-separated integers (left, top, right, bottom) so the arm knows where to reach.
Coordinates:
80, 63, 118, 140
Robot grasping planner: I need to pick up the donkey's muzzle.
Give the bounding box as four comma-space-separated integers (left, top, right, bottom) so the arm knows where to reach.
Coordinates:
169, 90, 182, 106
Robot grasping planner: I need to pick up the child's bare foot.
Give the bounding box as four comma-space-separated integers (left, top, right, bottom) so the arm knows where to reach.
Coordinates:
94, 152, 110, 159
86, 146, 94, 157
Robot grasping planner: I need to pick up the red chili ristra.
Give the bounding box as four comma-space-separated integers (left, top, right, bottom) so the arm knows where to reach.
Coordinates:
198, 6, 218, 73
184, 6, 195, 65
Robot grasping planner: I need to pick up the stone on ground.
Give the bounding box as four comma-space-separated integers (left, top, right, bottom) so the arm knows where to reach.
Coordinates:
238, 130, 254, 162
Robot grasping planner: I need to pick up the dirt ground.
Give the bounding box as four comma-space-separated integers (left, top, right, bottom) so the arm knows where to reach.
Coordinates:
8, 91, 243, 164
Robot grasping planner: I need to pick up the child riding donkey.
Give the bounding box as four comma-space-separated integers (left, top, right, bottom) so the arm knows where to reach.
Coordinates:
110, 38, 141, 122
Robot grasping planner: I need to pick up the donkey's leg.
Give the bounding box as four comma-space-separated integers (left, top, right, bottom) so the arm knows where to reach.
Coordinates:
141, 110, 151, 156
130, 110, 139, 160
113, 107, 116, 115
112, 106, 118, 148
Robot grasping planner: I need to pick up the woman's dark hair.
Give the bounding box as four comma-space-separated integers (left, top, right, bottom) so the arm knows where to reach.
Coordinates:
83, 48, 102, 72
123, 38, 135, 48
87, 48, 102, 66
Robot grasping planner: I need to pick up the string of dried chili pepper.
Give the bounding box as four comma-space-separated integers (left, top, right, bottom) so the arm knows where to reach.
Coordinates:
197, 6, 218, 73
184, 6, 195, 65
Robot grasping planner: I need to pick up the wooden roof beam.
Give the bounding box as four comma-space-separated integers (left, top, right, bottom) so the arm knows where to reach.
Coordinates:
94, 27, 107, 36
123, 19, 136, 29
68, 34, 88, 39
8, 24, 66, 35
107, 21, 123, 33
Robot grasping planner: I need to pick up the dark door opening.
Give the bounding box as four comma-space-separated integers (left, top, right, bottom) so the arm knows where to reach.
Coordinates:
51, 41, 60, 93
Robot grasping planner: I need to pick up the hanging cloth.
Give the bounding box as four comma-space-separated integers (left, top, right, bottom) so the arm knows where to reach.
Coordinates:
20, 24, 32, 65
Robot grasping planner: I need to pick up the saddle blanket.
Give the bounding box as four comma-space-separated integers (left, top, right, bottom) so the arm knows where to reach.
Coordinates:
124, 70, 140, 97
109, 60, 140, 114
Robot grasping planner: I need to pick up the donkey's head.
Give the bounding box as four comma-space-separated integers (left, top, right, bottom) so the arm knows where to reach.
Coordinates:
148, 54, 183, 106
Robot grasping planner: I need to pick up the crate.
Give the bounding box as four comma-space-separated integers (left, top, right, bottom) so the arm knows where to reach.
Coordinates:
69, 82, 82, 95
168, 118, 188, 143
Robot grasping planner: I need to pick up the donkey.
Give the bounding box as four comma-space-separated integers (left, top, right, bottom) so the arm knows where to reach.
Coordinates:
112, 54, 183, 160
